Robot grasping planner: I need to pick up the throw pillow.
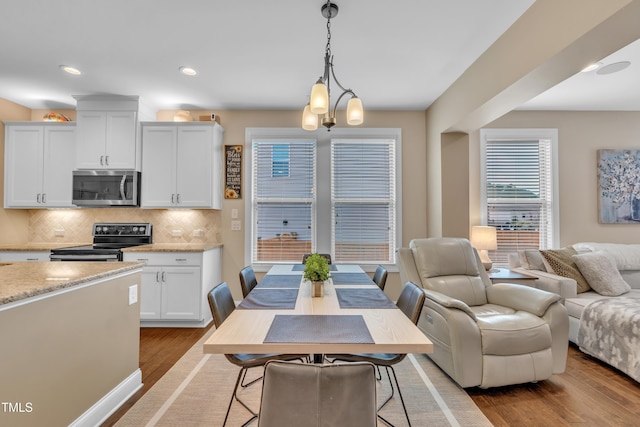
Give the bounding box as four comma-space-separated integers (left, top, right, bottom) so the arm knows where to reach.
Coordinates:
518, 250, 546, 271
572, 251, 631, 296
540, 246, 591, 293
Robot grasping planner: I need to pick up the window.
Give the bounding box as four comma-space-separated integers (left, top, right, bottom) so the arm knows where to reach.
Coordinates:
479, 129, 559, 266
246, 128, 401, 266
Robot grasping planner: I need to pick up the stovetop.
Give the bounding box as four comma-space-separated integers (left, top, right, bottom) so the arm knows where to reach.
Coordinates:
52, 223, 153, 254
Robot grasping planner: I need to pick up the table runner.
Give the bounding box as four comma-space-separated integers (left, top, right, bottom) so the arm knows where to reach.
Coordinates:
263, 314, 374, 344
331, 272, 376, 286
292, 264, 338, 272
255, 274, 302, 289
335, 288, 397, 309
237, 289, 298, 310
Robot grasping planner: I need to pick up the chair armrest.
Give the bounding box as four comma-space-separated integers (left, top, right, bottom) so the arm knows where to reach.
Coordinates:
422, 289, 476, 320
397, 247, 422, 287
486, 283, 563, 317
511, 267, 578, 299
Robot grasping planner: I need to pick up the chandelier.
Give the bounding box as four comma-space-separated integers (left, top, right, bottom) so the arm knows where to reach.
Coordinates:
302, 1, 364, 131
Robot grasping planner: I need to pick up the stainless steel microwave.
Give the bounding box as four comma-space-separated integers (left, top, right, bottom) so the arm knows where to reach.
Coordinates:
72, 170, 141, 207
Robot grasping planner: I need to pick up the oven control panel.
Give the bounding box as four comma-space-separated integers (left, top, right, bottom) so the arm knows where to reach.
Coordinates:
92, 223, 153, 237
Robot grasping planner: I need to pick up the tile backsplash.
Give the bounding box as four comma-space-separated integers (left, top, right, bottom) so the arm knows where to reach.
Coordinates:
28, 208, 222, 244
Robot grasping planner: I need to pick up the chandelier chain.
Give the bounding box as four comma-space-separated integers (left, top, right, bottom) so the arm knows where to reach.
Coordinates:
325, 6, 332, 57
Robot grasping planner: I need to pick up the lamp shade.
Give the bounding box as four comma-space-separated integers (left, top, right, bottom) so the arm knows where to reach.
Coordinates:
302, 104, 318, 131
309, 82, 329, 114
346, 97, 363, 125
470, 226, 497, 250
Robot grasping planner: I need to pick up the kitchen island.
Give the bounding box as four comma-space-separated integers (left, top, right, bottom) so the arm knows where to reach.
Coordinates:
0, 262, 143, 427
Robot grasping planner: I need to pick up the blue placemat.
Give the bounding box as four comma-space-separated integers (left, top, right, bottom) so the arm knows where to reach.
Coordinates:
263, 314, 374, 344
256, 274, 302, 289
331, 272, 376, 286
292, 264, 338, 271
335, 288, 397, 309
237, 288, 298, 310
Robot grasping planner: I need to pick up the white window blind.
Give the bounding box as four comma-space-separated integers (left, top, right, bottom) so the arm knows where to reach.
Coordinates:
331, 139, 396, 263
480, 129, 558, 266
252, 140, 316, 263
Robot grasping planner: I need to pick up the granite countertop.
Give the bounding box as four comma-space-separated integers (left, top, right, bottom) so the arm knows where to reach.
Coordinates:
0, 262, 143, 306
122, 242, 224, 252
0, 243, 88, 251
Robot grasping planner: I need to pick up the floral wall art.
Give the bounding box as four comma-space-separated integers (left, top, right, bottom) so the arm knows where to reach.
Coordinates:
598, 149, 640, 223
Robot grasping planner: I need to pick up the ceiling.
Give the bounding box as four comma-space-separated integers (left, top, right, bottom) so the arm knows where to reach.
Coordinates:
1, 0, 637, 114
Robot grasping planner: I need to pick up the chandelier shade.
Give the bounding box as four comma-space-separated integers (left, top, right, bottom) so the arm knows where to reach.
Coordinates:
302, 1, 363, 131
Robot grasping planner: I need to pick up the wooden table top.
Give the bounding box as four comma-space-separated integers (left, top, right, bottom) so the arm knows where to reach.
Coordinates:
203, 265, 433, 355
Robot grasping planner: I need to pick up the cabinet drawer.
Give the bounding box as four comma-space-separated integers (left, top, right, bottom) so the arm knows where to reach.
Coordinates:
0, 251, 50, 262
123, 251, 201, 266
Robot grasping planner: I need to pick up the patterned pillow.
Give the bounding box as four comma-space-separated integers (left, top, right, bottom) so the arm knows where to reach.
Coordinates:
572, 251, 631, 296
540, 246, 591, 293
518, 250, 546, 271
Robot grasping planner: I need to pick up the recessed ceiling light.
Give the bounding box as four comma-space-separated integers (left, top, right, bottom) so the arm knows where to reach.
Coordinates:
179, 66, 198, 76
580, 62, 602, 73
596, 61, 631, 75
59, 65, 82, 75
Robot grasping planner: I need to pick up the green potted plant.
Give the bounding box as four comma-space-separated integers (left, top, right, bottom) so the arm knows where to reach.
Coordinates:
303, 253, 331, 297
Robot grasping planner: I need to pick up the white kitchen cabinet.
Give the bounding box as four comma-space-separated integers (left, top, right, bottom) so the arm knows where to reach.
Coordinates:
0, 251, 50, 261
141, 122, 223, 209
4, 122, 76, 208
75, 110, 137, 169
123, 247, 221, 327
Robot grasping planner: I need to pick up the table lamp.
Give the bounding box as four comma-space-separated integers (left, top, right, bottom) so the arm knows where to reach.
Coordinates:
470, 226, 497, 271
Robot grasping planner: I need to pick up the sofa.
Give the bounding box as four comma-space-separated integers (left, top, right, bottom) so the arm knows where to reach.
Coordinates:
510, 242, 640, 382
397, 238, 569, 389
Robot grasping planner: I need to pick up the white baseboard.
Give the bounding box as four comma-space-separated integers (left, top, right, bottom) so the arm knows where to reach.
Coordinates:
69, 368, 142, 427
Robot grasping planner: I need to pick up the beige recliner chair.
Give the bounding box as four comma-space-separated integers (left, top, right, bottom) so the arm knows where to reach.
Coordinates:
397, 237, 569, 388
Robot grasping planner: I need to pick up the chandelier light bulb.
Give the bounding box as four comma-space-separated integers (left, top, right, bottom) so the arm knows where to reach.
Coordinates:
310, 81, 329, 114
302, 104, 319, 131
346, 97, 364, 125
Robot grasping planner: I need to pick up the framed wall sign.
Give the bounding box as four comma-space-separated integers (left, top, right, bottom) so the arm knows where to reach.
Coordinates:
598, 149, 640, 223
225, 145, 242, 199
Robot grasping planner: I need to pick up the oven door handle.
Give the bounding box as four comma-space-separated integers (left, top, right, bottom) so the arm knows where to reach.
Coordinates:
50, 254, 121, 261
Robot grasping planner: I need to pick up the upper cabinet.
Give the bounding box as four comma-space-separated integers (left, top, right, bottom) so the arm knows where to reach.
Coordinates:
141, 122, 224, 209
4, 122, 76, 208
74, 95, 153, 170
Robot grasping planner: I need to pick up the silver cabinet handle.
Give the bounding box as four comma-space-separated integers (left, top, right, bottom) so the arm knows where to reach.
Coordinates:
156, 271, 160, 282
105, 155, 109, 166
100, 155, 104, 166
176, 194, 181, 204
175, 258, 187, 262
42, 193, 46, 203
36, 193, 41, 203
171, 194, 176, 204
162, 271, 167, 282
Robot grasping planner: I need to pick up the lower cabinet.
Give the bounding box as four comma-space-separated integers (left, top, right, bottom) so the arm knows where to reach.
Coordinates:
0, 251, 50, 262
123, 247, 221, 327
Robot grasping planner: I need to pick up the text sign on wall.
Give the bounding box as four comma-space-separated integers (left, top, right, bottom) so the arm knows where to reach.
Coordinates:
225, 145, 242, 199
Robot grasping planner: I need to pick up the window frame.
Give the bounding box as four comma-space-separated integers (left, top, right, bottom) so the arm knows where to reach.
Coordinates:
479, 128, 560, 265
245, 128, 402, 271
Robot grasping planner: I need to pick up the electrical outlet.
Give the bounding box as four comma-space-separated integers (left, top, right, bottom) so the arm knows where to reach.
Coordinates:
128, 285, 138, 305
231, 220, 241, 231
171, 229, 183, 237
192, 229, 205, 237
54, 228, 65, 237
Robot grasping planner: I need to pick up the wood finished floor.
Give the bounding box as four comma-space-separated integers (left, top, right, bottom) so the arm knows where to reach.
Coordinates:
102, 327, 640, 426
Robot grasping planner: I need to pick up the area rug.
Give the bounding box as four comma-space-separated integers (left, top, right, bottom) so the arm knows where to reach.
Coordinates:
115, 328, 492, 427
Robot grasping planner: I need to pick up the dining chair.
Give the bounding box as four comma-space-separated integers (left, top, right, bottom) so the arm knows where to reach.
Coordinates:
372, 265, 388, 291
208, 282, 308, 426
239, 265, 258, 298
257, 360, 377, 427
327, 281, 425, 427
302, 253, 332, 264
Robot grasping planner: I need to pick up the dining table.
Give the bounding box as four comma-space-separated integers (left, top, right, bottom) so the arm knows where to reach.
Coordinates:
203, 264, 433, 357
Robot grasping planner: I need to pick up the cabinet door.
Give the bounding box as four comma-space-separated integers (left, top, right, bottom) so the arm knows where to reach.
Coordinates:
4, 125, 44, 207
105, 111, 137, 169
0, 251, 50, 261
141, 126, 177, 207
140, 267, 163, 319
76, 111, 107, 169
176, 126, 213, 207
161, 266, 202, 320
42, 126, 76, 207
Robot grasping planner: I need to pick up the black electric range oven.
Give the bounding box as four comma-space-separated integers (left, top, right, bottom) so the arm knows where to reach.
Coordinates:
50, 223, 152, 262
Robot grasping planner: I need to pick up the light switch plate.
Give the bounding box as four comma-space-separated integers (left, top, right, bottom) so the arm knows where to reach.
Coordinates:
231, 208, 239, 219
128, 285, 138, 305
